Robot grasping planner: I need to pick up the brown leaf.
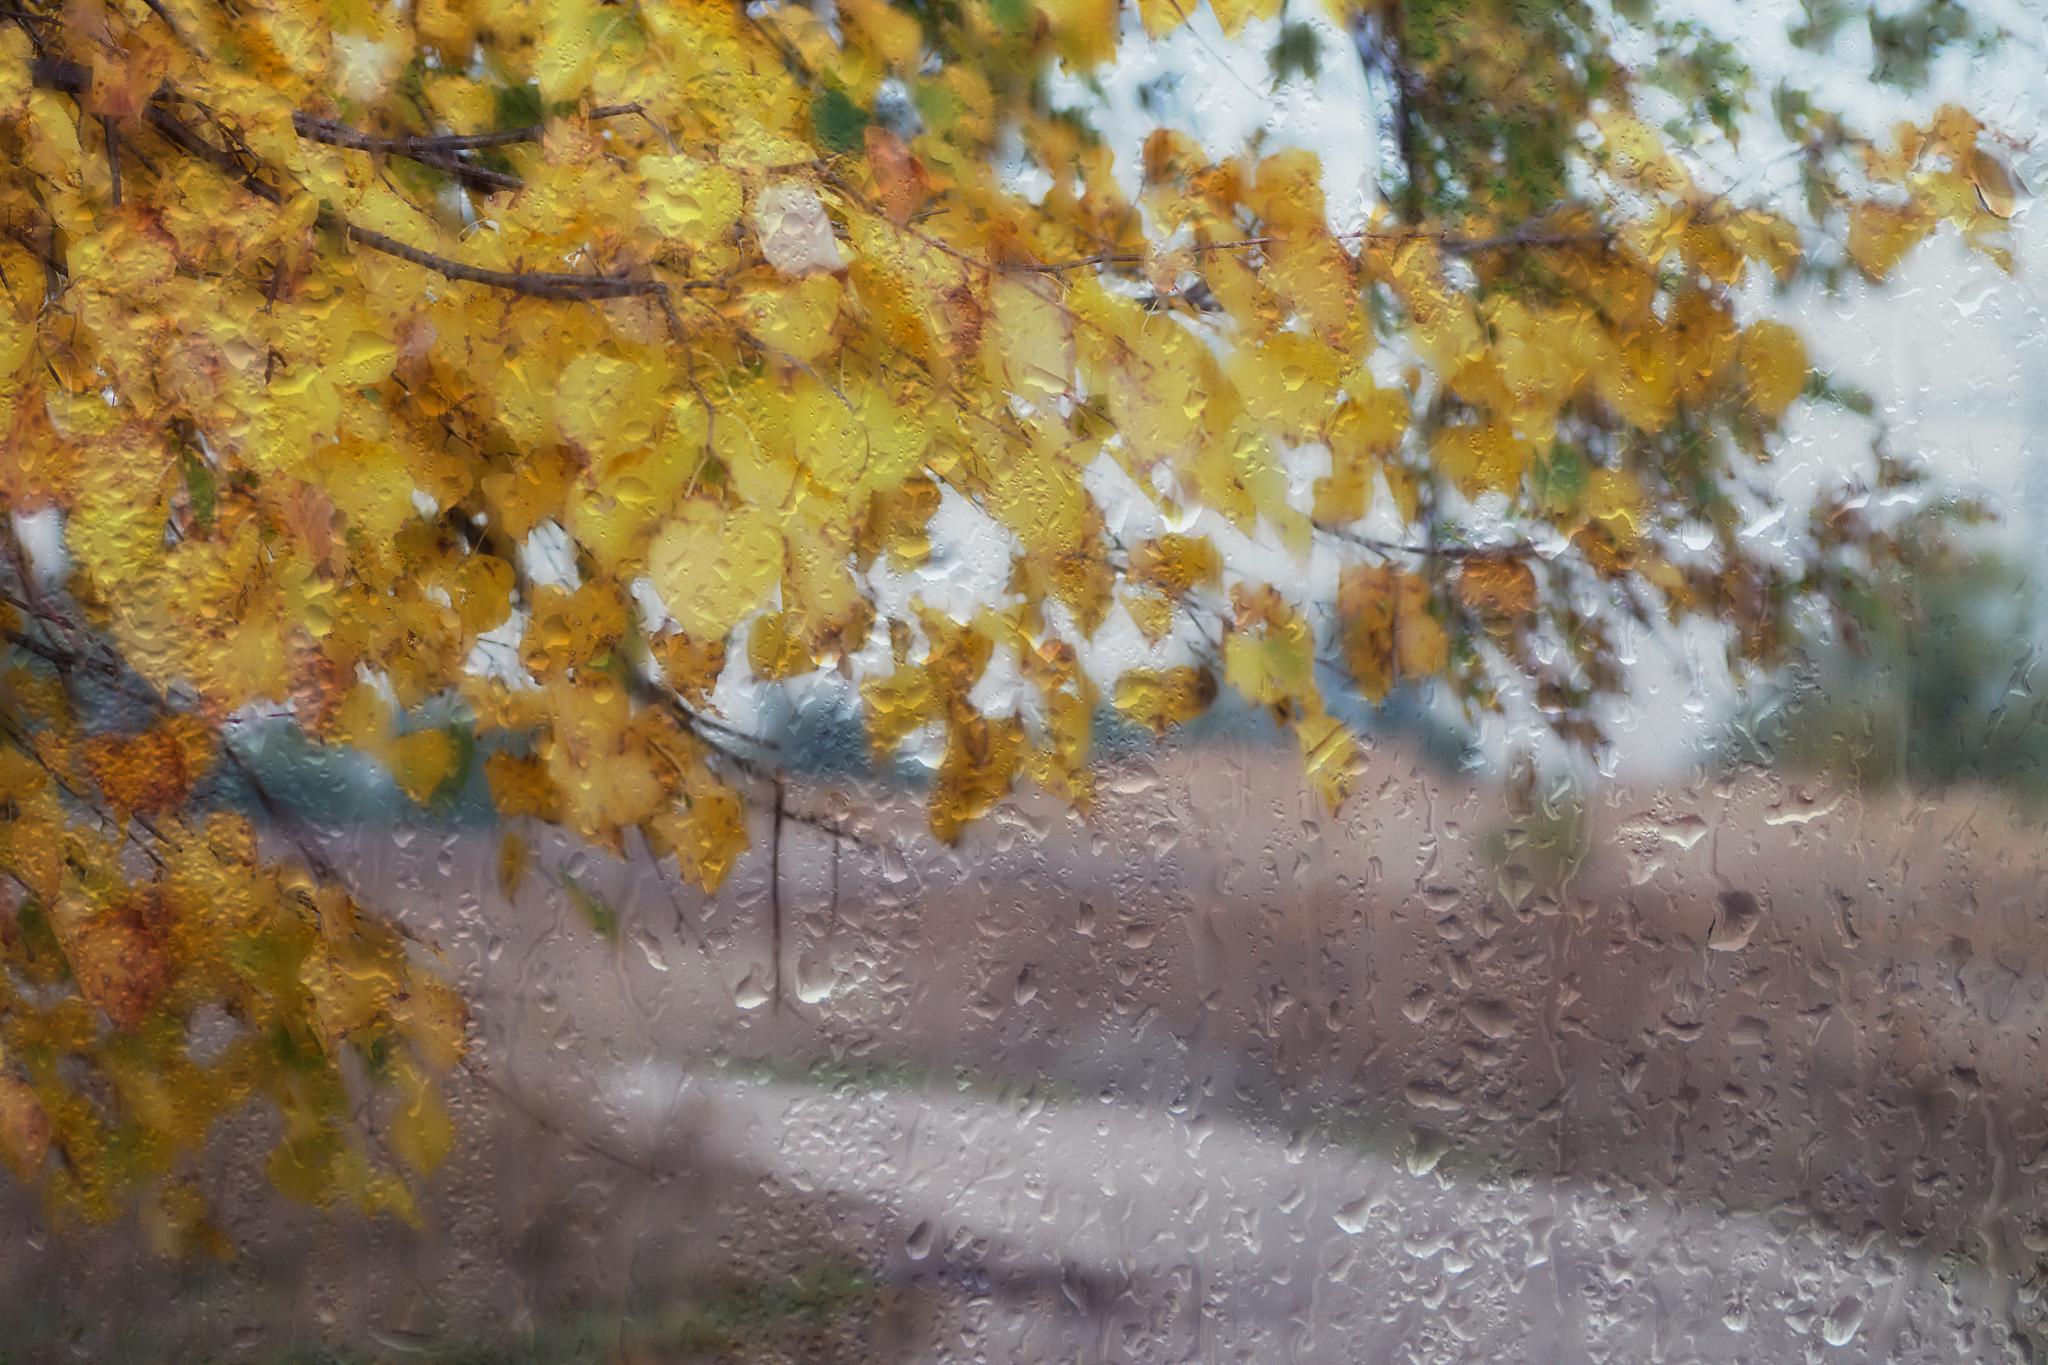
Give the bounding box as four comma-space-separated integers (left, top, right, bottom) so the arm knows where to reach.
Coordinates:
1969, 147, 2021, 219
84, 717, 214, 818
1454, 557, 1538, 627
0, 1072, 51, 1176
64, 899, 170, 1032
865, 126, 930, 225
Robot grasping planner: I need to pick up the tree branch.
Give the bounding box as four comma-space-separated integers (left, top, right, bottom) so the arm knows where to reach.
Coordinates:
290, 113, 523, 194
321, 215, 672, 302
0, 709, 168, 870
769, 779, 784, 1015
100, 115, 121, 207
1313, 522, 1542, 561
291, 102, 647, 158
135, 100, 684, 312
31, 55, 643, 195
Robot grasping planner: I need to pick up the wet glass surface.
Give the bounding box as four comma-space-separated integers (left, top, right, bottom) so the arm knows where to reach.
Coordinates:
2, 0, 2046, 1361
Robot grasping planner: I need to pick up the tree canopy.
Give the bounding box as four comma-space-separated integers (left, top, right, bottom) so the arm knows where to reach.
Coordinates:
0, 0, 2021, 1236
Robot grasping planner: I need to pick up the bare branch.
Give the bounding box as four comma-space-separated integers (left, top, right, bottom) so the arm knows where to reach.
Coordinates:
1313, 522, 1544, 561
323, 215, 672, 301
316, 102, 649, 154
138, 0, 198, 51
769, 779, 784, 1015
30, 56, 650, 205
100, 115, 121, 207
0, 710, 168, 870
289, 114, 524, 194
460, 1057, 674, 1182
135, 100, 685, 309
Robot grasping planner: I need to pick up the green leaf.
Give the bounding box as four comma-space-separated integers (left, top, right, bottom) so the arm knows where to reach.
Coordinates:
180, 451, 216, 530
1268, 22, 1322, 85
812, 88, 871, 155
986, 0, 1029, 34
1531, 443, 1588, 517
494, 82, 545, 130
559, 871, 620, 940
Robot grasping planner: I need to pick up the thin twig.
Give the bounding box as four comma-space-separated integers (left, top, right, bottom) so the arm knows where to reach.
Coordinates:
0, 711, 168, 870
100, 116, 121, 207
1, 598, 412, 934
139, 0, 191, 48
306, 102, 648, 155
326, 216, 673, 302
22, 64, 681, 310
289, 113, 522, 194
768, 779, 784, 1015
1313, 521, 1542, 561
33, 55, 637, 167
142, 100, 682, 307
460, 1057, 673, 1181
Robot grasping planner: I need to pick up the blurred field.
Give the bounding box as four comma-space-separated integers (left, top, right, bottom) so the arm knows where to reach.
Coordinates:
4, 735, 2048, 1362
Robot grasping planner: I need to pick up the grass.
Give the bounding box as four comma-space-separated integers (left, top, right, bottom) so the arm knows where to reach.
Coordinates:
0, 1259, 879, 1365
292, 1261, 875, 1365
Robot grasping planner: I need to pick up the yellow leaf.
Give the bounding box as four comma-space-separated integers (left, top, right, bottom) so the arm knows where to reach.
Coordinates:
1121, 586, 1176, 642
1223, 611, 1316, 707
388, 729, 459, 806
557, 352, 666, 461
1130, 533, 1220, 597
568, 410, 707, 577
1135, 0, 1197, 38
84, 718, 214, 818
1113, 666, 1217, 735
0, 30, 31, 121
983, 278, 1074, 401
840, 0, 924, 66
929, 711, 1022, 842
1430, 422, 1531, 498
486, 752, 559, 820
1594, 110, 1692, 197
647, 501, 784, 641
1039, 0, 1119, 64
645, 772, 749, 894
498, 832, 530, 900
536, 0, 615, 102
0, 1061, 51, 1178
649, 630, 729, 705
639, 154, 745, 241
1226, 331, 1347, 444
1296, 709, 1359, 811
747, 610, 816, 680
389, 1055, 453, 1175
743, 275, 845, 364
394, 972, 468, 1073
299, 939, 401, 1051
543, 677, 667, 840
1318, 387, 1409, 522
522, 583, 628, 675
1847, 202, 1933, 282
1739, 320, 1808, 420
1338, 565, 1445, 700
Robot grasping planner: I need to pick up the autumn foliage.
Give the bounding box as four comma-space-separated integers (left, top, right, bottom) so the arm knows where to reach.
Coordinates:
0, 0, 2020, 1235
